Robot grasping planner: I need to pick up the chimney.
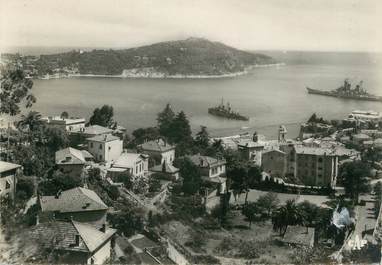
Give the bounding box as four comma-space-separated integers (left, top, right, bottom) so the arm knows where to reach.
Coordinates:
55, 189, 62, 199
75, 234, 80, 246
100, 224, 106, 233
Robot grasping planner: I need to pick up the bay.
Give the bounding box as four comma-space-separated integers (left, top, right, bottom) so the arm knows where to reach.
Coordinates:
31, 51, 382, 139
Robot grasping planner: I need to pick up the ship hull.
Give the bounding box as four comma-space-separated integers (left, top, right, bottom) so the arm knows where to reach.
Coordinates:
208, 108, 249, 121
306, 87, 382, 102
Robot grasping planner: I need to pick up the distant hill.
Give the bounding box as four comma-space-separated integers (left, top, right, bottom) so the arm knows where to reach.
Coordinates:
35, 38, 276, 77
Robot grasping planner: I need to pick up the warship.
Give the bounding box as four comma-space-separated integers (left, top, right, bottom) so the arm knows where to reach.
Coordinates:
208, 99, 249, 121
306, 79, 382, 102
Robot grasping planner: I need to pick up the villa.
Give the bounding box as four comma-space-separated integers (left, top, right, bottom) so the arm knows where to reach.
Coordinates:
87, 134, 123, 162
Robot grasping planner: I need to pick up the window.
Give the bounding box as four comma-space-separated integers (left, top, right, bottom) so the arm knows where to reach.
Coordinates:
99, 155, 102, 160
318, 157, 323, 163
108, 146, 111, 151
99, 144, 102, 150
5, 180, 11, 189
90, 142, 93, 148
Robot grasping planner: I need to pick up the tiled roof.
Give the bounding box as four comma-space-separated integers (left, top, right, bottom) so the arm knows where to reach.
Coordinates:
150, 162, 179, 174
55, 147, 93, 165
29, 220, 116, 253
112, 153, 146, 169
30, 221, 88, 252
40, 187, 108, 213
73, 221, 116, 252
139, 139, 175, 152
294, 146, 336, 156
189, 154, 226, 168
0, 161, 21, 173
87, 134, 120, 142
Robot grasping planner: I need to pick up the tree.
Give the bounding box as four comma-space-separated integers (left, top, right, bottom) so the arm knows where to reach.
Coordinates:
44, 127, 69, 152
88, 167, 102, 183
16, 178, 35, 201
131, 127, 160, 146
157, 103, 175, 137
17, 111, 43, 132
242, 202, 259, 227
168, 111, 192, 143
341, 161, 370, 203
256, 192, 279, 217
195, 126, 210, 149
272, 199, 305, 236
114, 173, 133, 189
38, 170, 82, 195
205, 139, 224, 157
108, 185, 120, 200
0, 69, 36, 116
89, 105, 114, 127
298, 200, 319, 226
148, 177, 162, 193
60, 111, 69, 119
176, 157, 202, 195
108, 207, 144, 237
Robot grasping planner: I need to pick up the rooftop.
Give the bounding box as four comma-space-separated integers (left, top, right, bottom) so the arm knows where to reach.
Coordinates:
29, 220, 116, 253
189, 154, 226, 168
55, 147, 93, 165
139, 138, 175, 152
77, 125, 113, 135
0, 161, 21, 173
39, 187, 108, 213
43, 116, 86, 125
87, 134, 120, 142
112, 152, 147, 169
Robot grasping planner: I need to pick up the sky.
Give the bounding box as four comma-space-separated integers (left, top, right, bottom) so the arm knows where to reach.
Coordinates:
1, 0, 381, 52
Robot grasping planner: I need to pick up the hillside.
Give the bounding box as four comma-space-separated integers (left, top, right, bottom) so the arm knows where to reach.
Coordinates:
35, 38, 276, 77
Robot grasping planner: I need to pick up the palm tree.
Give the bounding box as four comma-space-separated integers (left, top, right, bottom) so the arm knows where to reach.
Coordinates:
17, 111, 43, 141
272, 199, 305, 236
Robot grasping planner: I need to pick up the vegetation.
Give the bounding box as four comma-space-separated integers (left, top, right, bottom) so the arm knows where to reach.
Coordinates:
88, 104, 114, 127
272, 199, 305, 236
34, 38, 275, 76
340, 161, 370, 203
0, 69, 36, 115
38, 170, 82, 195
108, 205, 144, 237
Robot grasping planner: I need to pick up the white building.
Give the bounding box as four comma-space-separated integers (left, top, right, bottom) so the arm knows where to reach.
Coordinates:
0, 161, 21, 200
87, 134, 123, 162
43, 116, 86, 132
138, 139, 175, 165
348, 110, 382, 123
109, 152, 149, 180
189, 154, 227, 193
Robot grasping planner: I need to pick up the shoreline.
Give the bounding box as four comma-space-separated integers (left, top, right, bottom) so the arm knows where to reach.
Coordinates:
36, 63, 285, 80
